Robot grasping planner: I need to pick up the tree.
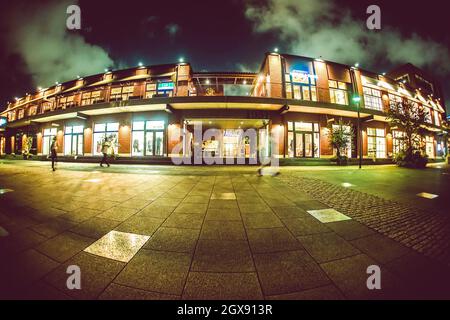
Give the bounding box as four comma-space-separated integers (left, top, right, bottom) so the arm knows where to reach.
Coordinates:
328, 119, 354, 165
386, 100, 430, 168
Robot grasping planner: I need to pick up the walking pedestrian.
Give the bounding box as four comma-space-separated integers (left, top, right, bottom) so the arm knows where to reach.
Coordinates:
50, 136, 58, 171
100, 137, 111, 167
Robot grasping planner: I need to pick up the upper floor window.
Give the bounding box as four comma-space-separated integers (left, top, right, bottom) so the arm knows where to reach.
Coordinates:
388, 94, 403, 110
329, 80, 348, 105
81, 90, 102, 106
110, 86, 135, 101
367, 127, 386, 158
17, 109, 25, 119
286, 71, 317, 101
145, 83, 157, 99
433, 111, 441, 126
363, 87, 383, 111
58, 95, 75, 109
424, 107, 432, 123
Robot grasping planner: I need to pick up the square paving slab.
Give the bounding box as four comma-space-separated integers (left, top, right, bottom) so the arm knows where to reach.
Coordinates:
307, 209, 351, 223
416, 192, 439, 199
84, 230, 150, 263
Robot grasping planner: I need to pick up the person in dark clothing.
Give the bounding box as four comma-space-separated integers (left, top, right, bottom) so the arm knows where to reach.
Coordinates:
50, 136, 58, 171
100, 137, 111, 167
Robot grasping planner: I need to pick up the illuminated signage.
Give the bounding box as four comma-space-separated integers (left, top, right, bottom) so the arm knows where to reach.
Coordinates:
0, 117, 7, 128
157, 82, 174, 90
290, 70, 317, 84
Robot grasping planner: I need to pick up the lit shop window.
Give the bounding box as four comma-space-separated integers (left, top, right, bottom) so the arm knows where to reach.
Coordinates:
363, 87, 383, 111
64, 125, 84, 156
367, 128, 386, 158
17, 109, 25, 119
28, 106, 37, 116
287, 122, 320, 158
392, 130, 406, 155
329, 80, 349, 105
425, 136, 434, 158
286, 71, 317, 101
93, 123, 119, 156
433, 111, 441, 126
388, 93, 403, 110
42, 97, 56, 112
42, 128, 57, 155
59, 95, 75, 109
156, 82, 174, 97
145, 83, 157, 99
110, 86, 135, 101
81, 90, 102, 106
131, 121, 165, 156
332, 124, 352, 158
424, 107, 432, 123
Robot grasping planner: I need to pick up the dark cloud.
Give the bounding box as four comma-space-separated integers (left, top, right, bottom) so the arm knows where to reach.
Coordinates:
245, 0, 450, 73
1, 0, 113, 89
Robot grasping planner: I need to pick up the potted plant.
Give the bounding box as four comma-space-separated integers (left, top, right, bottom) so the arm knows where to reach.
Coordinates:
328, 118, 354, 166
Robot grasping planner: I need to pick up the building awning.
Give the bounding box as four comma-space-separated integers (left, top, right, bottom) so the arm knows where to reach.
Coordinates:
87, 78, 114, 87
61, 84, 84, 93
117, 74, 151, 82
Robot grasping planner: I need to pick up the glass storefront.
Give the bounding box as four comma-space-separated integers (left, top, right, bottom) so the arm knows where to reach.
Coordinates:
93, 123, 119, 155
42, 128, 57, 155
367, 128, 386, 158
132, 120, 165, 156
287, 122, 319, 158
64, 125, 84, 156
425, 136, 434, 158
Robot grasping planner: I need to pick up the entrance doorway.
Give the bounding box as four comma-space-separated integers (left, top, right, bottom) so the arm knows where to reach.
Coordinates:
183, 118, 269, 160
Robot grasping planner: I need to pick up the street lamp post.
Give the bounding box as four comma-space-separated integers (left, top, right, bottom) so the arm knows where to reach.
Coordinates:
353, 96, 362, 169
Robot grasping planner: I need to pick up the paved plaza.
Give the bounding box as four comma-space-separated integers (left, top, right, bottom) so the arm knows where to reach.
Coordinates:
0, 160, 449, 300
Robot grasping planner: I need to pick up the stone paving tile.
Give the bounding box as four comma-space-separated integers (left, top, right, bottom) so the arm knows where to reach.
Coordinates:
44, 252, 125, 299
326, 220, 376, 241
242, 213, 284, 229
298, 232, 361, 263
247, 227, 303, 253
114, 249, 192, 295
200, 220, 246, 241
115, 216, 164, 236
350, 233, 411, 264
59, 208, 101, 223
174, 203, 209, 214
192, 239, 254, 272
22, 280, 71, 300
97, 206, 139, 222
208, 199, 240, 210
182, 195, 210, 204
266, 285, 345, 300
182, 272, 263, 300
211, 192, 236, 200
205, 208, 242, 221
295, 200, 330, 211
271, 206, 309, 219
239, 203, 273, 214
320, 254, 406, 299
385, 252, 450, 299
0, 228, 48, 255
0, 249, 59, 298
36, 231, 94, 263
253, 250, 330, 296
151, 197, 184, 207
163, 213, 205, 229
145, 227, 200, 253
119, 198, 151, 210
137, 204, 176, 219
100, 283, 180, 300
282, 216, 331, 236
81, 200, 120, 211
70, 217, 121, 239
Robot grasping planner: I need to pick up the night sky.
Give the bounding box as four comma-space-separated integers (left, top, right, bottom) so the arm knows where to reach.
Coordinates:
1, 0, 449, 112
